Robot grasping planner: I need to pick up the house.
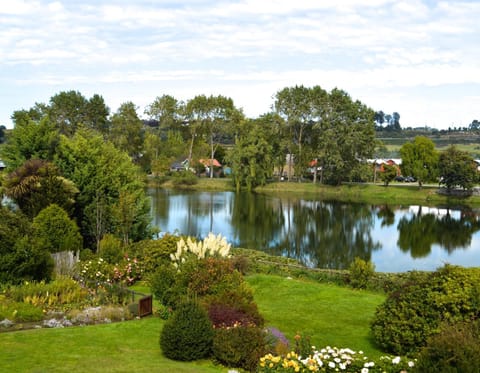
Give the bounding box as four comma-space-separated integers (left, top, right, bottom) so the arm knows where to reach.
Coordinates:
198, 158, 222, 177
198, 158, 221, 168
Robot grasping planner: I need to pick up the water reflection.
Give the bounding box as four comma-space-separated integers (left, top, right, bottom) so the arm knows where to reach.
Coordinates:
396, 206, 480, 258
147, 188, 480, 272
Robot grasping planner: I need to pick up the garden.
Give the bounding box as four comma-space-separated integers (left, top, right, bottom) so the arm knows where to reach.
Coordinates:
1, 232, 480, 372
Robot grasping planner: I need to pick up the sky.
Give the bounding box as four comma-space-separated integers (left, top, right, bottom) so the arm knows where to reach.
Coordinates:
1, 0, 479, 130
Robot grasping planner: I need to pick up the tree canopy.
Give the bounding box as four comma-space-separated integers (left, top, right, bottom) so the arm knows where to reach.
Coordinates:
399, 136, 439, 187
439, 146, 478, 191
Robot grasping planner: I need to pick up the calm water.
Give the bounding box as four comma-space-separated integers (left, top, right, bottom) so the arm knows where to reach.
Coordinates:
147, 188, 480, 272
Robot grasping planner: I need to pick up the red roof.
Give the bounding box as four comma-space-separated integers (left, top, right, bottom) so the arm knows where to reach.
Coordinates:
199, 158, 221, 167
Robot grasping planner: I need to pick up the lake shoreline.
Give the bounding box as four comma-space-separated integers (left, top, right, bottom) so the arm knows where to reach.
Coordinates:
148, 176, 480, 207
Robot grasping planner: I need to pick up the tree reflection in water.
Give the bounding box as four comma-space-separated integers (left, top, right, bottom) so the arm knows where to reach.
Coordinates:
147, 188, 480, 271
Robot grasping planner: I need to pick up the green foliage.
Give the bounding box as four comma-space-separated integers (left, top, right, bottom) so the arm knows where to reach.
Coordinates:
348, 257, 376, 289
0, 300, 44, 323
371, 265, 480, 355
7, 277, 88, 311
170, 171, 198, 186
54, 130, 152, 248
160, 300, 214, 361
78, 254, 143, 287
98, 234, 123, 264
415, 318, 480, 373
227, 118, 274, 192
439, 145, 478, 191
32, 204, 82, 253
380, 164, 398, 186
212, 325, 266, 372
399, 136, 439, 186
0, 116, 59, 171
0, 207, 54, 283
150, 263, 184, 308
128, 234, 181, 273
3, 159, 77, 218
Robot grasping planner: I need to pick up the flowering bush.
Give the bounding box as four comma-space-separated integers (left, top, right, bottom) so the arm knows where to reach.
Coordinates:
170, 233, 231, 269
258, 346, 415, 373
78, 254, 143, 286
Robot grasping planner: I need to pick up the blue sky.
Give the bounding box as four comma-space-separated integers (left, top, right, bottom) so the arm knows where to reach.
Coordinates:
1, 0, 479, 129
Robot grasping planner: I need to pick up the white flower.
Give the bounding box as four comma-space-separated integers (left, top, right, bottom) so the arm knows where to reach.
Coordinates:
408, 361, 415, 367
361, 369, 369, 373
328, 361, 335, 368
392, 356, 401, 364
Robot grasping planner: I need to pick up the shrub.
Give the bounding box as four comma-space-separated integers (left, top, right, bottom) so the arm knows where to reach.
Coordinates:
8, 277, 87, 310
186, 257, 241, 296
212, 324, 266, 372
348, 257, 375, 289
170, 233, 231, 267
98, 234, 124, 264
0, 298, 44, 322
127, 234, 181, 274
150, 264, 185, 308
32, 204, 82, 253
205, 285, 264, 328
159, 300, 213, 361
170, 171, 198, 187
415, 318, 480, 373
371, 265, 480, 355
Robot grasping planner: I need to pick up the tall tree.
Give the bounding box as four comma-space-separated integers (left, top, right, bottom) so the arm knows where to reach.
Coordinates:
0, 125, 6, 144
54, 130, 151, 250
185, 95, 242, 178
48, 90, 89, 136
109, 102, 144, 162
85, 94, 110, 135
0, 116, 59, 171
316, 88, 376, 185
227, 118, 273, 192
399, 136, 439, 187
274, 85, 327, 181
145, 94, 183, 131
439, 146, 478, 191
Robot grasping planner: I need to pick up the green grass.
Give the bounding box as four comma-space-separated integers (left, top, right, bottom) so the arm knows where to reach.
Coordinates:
0, 275, 386, 372
256, 181, 480, 206
0, 317, 221, 373
247, 274, 385, 358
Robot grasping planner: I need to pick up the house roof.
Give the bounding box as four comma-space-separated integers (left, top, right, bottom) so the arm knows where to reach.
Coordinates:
199, 158, 221, 167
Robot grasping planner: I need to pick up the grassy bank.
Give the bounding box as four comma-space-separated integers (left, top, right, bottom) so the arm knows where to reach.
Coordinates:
148, 175, 480, 206
256, 181, 480, 206
0, 275, 385, 372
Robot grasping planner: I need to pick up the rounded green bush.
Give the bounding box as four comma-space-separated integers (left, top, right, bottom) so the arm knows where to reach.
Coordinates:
212, 325, 266, 372
371, 265, 480, 355
348, 257, 375, 289
159, 300, 213, 361
415, 318, 480, 373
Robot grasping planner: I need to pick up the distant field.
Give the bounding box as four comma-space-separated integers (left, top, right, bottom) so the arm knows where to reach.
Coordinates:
378, 137, 480, 158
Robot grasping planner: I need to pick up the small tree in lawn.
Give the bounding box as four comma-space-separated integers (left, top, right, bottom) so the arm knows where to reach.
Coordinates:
439, 145, 478, 191
380, 164, 397, 186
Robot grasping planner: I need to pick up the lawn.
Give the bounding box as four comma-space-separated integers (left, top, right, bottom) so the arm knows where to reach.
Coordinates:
0, 275, 386, 372
247, 274, 385, 358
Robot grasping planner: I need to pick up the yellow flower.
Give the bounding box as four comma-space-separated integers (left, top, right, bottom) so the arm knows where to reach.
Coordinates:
269, 362, 273, 368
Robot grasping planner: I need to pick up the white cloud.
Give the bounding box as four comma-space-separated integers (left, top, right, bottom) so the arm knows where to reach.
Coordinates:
1, 0, 479, 129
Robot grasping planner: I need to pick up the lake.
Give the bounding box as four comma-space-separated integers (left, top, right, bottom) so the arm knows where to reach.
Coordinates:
147, 188, 480, 272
